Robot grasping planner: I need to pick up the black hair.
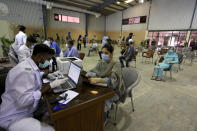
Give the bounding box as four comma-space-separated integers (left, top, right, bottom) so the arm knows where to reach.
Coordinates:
129, 33, 133, 36
49, 37, 53, 41
68, 40, 74, 45
27, 35, 37, 43
18, 25, 26, 32
106, 38, 112, 44
102, 43, 114, 54
33, 33, 40, 38
32, 44, 55, 56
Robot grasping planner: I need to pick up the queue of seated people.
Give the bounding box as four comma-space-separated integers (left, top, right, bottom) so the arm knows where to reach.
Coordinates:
1, 26, 188, 131
0, 25, 128, 130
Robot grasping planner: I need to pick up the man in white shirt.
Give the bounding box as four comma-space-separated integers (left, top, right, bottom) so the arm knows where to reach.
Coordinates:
13, 25, 27, 53
0, 44, 55, 131
102, 36, 109, 47
18, 35, 37, 62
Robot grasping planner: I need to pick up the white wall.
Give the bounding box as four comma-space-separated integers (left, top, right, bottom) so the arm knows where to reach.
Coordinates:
47, 8, 86, 30
89, 15, 105, 31
0, 0, 43, 27
106, 2, 149, 32
191, 4, 197, 29
123, 2, 150, 31
106, 11, 122, 32
149, 0, 195, 30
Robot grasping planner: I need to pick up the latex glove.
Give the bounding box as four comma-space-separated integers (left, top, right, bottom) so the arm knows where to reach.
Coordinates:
50, 78, 67, 89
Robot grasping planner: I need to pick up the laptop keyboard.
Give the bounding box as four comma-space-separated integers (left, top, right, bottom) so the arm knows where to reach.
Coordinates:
62, 80, 73, 90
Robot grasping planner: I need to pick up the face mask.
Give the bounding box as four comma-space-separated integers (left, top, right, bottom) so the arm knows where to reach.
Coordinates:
102, 54, 110, 62
39, 60, 50, 69
30, 45, 34, 49
169, 50, 173, 53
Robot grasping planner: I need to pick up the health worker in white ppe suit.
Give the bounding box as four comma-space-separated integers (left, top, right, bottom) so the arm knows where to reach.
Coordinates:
0, 44, 55, 131
17, 35, 37, 62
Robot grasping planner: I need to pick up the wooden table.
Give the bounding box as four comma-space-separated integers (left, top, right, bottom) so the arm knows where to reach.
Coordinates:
44, 82, 114, 131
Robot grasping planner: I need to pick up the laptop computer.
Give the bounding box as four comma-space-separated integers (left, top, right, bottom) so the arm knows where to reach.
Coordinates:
53, 62, 81, 93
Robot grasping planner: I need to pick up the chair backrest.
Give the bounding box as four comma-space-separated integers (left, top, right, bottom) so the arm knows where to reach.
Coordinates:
147, 49, 154, 58
0, 67, 10, 104
79, 52, 85, 60
177, 53, 184, 64
122, 68, 141, 96
185, 51, 195, 59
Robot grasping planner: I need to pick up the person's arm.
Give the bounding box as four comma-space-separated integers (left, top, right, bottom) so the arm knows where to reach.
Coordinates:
23, 34, 27, 45
10, 71, 41, 109
172, 55, 179, 64
64, 49, 68, 57
89, 77, 106, 84
73, 48, 79, 58
17, 48, 27, 62
56, 43, 61, 55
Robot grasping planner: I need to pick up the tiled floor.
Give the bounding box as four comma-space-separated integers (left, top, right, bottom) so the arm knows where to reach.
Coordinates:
79, 44, 197, 131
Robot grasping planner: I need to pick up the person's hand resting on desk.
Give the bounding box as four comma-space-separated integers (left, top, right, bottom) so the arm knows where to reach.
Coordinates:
89, 78, 105, 84
40, 84, 51, 94
85, 72, 105, 84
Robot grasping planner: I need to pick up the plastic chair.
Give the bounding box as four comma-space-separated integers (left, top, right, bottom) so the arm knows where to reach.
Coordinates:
113, 68, 141, 125
163, 64, 174, 81
177, 53, 184, 71
183, 51, 195, 65
142, 49, 154, 63
132, 51, 138, 68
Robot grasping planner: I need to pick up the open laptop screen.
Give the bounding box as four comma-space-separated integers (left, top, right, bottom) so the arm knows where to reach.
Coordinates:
68, 63, 81, 84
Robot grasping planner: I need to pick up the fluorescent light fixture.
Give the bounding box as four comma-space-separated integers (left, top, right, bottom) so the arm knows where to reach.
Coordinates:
125, 0, 134, 3
117, 1, 120, 4
139, 0, 144, 3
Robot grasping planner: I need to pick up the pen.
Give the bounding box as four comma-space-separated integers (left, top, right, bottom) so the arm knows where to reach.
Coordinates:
61, 98, 70, 104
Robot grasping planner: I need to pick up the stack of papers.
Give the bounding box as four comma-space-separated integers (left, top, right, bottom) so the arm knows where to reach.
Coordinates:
59, 90, 79, 104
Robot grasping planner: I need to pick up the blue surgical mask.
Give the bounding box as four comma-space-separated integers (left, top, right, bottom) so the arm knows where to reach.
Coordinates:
30, 45, 34, 49
39, 60, 50, 69
102, 54, 110, 62
169, 50, 173, 53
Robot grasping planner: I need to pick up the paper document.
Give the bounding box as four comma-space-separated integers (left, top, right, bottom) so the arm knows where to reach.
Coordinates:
59, 90, 79, 104
43, 78, 51, 84
91, 83, 107, 87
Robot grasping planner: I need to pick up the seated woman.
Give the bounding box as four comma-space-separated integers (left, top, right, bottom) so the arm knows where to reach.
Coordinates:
64, 40, 79, 58
86, 44, 125, 124
152, 47, 179, 81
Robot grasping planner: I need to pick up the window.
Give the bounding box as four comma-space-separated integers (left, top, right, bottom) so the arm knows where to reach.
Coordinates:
148, 31, 187, 46
189, 31, 197, 47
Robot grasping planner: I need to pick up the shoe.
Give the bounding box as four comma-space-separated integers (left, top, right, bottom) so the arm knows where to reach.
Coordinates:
156, 77, 162, 81
151, 76, 156, 80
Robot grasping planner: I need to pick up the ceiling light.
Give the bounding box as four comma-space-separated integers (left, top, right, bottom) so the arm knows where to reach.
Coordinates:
125, 0, 134, 4
139, 0, 144, 3
117, 1, 120, 4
